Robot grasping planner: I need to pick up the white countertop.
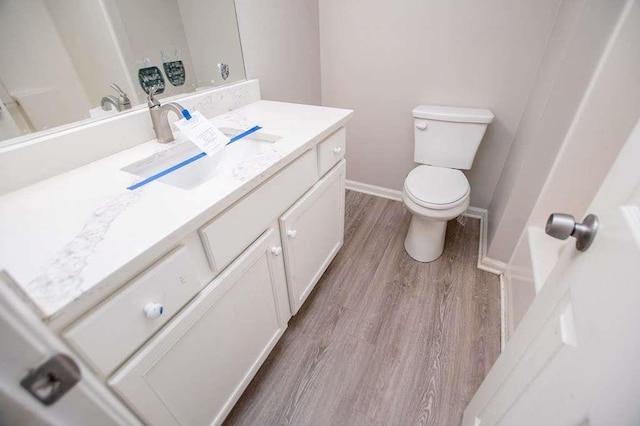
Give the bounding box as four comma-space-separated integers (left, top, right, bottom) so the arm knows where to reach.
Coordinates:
0, 100, 352, 322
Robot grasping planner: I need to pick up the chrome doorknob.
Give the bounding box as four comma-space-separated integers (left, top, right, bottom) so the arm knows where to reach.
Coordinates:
545, 213, 599, 252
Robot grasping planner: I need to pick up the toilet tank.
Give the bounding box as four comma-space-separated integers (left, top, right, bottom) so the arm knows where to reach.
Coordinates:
413, 105, 494, 170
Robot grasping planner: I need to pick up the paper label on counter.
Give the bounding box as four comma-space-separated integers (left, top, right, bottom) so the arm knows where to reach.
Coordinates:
174, 111, 230, 156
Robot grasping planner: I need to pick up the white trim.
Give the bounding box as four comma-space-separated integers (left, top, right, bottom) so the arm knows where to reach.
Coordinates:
345, 180, 402, 201
463, 206, 507, 275
462, 205, 485, 220
499, 273, 509, 351
465, 206, 509, 350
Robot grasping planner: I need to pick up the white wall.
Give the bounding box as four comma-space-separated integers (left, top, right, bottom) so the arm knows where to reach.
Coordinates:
487, 0, 628, 262
504, 0, 640, 334
319, 0, 566, 209
527, 0, 640, 232
177, 0, 246, 88
0, 0, 91, 130
235, 0, 321, 105
42, 0, 137, 108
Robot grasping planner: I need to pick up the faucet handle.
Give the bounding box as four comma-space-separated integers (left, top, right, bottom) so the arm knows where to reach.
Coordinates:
110, 83, 126, 97
111, 83, 131, 109
147, 85, 161, 108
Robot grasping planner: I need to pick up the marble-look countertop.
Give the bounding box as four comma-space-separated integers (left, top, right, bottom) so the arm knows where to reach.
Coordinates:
0, 101, 352, 322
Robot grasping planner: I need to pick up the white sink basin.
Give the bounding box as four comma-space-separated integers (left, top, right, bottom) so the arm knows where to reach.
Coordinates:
122, 128, 281, 190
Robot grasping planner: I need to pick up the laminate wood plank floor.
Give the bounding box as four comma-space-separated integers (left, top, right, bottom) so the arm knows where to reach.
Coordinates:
225, 191, 501, 426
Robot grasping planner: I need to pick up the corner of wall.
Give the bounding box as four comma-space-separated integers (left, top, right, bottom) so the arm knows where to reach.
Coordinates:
465, 207, 508, 275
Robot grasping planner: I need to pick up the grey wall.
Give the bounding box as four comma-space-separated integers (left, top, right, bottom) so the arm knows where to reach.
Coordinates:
235, 0, 322, 105
177, 0, 246, 88
319, 0, 565, 209
43, 0, 135, 107
487, 0, 628, 262
0, 0, 91, 130
110, 0, 198, 101
505, 0, 640, 332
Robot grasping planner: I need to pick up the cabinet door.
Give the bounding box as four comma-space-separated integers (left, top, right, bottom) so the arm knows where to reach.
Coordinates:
280, 160, 346, 314
109, 228, 289, 426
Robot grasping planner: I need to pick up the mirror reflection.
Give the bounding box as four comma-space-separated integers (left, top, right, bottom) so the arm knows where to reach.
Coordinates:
0, 0, 246, 146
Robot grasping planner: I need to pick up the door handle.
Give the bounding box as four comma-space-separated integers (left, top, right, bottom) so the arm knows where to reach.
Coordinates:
20, 353, 81, 406
545, 213, 599, 252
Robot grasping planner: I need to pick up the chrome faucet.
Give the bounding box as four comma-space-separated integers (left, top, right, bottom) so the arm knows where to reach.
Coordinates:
101, 83, 131, 112
147, 85, 186, 143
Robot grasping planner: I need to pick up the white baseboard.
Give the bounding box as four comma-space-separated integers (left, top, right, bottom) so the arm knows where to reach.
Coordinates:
464, 206, 509, 350
345, 180, 402, 201
463, 207, 507, 275
346, 179, 510, 350
499, 273, 509, 351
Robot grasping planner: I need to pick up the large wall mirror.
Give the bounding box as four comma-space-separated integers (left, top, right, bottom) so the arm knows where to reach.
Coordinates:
0, 0, 246, 148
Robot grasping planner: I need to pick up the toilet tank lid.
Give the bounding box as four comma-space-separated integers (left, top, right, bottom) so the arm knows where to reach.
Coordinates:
413, 105, 494, 124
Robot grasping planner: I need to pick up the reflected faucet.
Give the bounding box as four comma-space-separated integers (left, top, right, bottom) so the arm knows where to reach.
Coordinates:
147, 85, 185, 143
101, 83, 131, 112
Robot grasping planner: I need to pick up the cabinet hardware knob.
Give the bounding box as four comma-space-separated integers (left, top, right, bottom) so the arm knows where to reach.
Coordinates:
333, 147, 343, 156
270, 246, 282, 256
287, 229, 298, 239
143, 303, 164, 319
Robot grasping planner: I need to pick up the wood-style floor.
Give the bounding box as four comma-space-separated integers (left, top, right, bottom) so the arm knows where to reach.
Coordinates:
225, 191, 501, 426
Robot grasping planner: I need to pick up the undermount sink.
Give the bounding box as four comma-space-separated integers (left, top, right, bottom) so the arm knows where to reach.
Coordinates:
122, 128, 281, 190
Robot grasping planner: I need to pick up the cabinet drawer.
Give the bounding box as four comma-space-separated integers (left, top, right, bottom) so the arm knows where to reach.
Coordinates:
317, 127, 346, 177
109, 228, 288, 426
199, 148, 318, 273
65, 246, 200, 376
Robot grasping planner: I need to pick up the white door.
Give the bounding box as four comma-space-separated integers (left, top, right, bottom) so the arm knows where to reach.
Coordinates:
463, 114, 640, 425
109, 227, 289, 426
280, 160, 346, 314
0, 273, 141, 426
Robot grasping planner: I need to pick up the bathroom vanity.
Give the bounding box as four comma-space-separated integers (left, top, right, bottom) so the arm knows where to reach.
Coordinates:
0, 83, 352, 424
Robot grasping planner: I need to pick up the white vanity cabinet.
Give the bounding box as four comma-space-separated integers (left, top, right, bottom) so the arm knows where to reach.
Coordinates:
280, 160, 346, 313
59, 125, 349, 425
109, 227, 289, 426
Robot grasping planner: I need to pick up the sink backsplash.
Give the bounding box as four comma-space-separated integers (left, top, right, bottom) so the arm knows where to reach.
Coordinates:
0, 80, 261, 197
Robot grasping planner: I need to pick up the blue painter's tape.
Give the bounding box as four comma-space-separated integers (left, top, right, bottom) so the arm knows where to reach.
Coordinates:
127, 152, 206, 191
226, 125, 262, 145
127, 125, 262, 191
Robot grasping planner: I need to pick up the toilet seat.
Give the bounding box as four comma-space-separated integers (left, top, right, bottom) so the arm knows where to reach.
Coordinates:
404, 165, 469, 210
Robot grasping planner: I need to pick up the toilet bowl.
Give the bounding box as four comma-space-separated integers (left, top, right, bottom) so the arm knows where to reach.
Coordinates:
403, 165, 470, 262
403, 105, 493, 262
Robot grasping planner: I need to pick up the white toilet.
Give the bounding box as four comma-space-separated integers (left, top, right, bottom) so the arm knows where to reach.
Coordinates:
403, 105, 494, 262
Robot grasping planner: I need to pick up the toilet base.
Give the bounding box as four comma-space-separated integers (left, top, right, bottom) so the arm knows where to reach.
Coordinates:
404, 214, 448, 262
